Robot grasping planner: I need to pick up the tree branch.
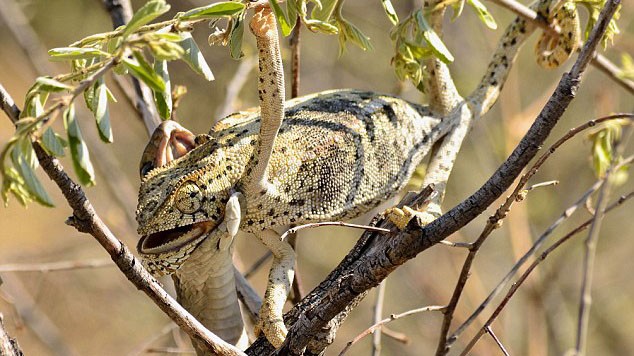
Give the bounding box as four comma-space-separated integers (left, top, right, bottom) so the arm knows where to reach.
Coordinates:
0, 314, 23, 356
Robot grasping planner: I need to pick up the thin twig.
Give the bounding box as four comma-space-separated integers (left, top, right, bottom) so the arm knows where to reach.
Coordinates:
127, 323, 178, 356
280, 222, 391, 240
574, 121, 631, 356
459, 190, 634, 355
215, 55, 257, 119
243, 251, 272, 279
436, 113, 633, 354
380, 326, 409, 344
0, 273, 78, 355
372, 281, 387, 356
438, 240, 473, 248
339, 305, 447, 356
0, 259, 113, 273
146, 347, 196, 354
0, 314, 23, 356
486, 326, 510, 356
488, 0, 634, 95
290, 15, 301, 98
234, 267, 262, 322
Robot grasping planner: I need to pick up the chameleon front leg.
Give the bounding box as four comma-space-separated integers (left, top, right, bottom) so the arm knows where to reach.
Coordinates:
246, 4, 285, 196
253, 229, 296, 348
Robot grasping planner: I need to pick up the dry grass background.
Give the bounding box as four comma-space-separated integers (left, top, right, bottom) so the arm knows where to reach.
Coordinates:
0, 0, 633, 355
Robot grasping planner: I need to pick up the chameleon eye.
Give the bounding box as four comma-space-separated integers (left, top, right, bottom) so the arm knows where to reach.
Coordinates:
174, 181, 203, 214
140, 161, 154, 178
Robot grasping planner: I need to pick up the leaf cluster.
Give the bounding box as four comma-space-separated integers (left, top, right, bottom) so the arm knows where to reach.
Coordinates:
1, 0, 246, 206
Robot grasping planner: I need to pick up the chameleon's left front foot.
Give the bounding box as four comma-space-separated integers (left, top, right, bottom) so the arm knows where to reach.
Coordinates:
254, 302, 288, 348
384, 205, 440, 230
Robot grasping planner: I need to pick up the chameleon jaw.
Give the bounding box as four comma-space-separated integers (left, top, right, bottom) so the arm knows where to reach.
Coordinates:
137, 221, 215, 255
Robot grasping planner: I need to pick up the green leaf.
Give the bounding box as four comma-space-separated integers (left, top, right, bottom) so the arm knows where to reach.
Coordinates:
2, 167, 32, 207
153, 60, 172, 120
10, 140, 54, 206
122, 51, 166, 92
467, 0, 497, 30
229, 13, 245, 60
122, 0, 170, 39
179, 32, 214, 81
451, 0, 466, 20
380, 0, 399, 25
93, 79, 113, 143
269, 0, 293, 36
48, 47, 110, 61
343, 20, 372, 51
41, 127, 66, 157
415, 11, 454, 63
311, 0, 337, 21
63, 104, 96, 186
178, 2, 245, 20
35, 77, 74, 92
306, 19, 339, 34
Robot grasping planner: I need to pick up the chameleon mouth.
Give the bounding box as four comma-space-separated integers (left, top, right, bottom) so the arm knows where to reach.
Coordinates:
137, 221, 214, 255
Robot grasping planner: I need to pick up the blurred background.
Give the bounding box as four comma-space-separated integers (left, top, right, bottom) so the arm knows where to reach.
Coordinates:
0, 0, 632, 355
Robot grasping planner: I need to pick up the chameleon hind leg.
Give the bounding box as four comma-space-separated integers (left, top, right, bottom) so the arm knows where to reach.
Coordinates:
386, 103, 472, 230
253, 229, 296, 348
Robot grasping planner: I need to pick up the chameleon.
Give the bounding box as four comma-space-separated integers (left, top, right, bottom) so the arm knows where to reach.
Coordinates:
135, 0, 581, 352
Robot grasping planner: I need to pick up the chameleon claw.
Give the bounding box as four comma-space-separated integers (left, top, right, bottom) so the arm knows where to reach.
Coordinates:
218, 192, 243, 250
384, 205, 439, 230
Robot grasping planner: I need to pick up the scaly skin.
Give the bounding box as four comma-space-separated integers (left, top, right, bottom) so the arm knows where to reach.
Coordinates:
136, 0, 582, 351
173, 236, 248, 354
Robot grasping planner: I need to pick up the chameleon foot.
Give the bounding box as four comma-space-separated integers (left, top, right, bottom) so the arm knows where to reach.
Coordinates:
384, 205, 439, 230
254, 303, 288, 348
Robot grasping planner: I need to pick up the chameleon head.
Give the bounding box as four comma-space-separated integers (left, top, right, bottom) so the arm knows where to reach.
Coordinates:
136, 121, 235, 276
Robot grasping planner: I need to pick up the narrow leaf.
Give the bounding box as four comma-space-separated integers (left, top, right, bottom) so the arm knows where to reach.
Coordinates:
380, 0, 399, 25
311, 0, 337, 21
153, 60, 172, 120
179, 32, 214, 81
122, 52, 166, 92
63, 104, 96, 186
178, 2, 245, 20
35, 77, 73, 92
94, 79, 113, 143
467, 0, 497, 29
122, 0, 170, 39
48, 47, 110, 61
41, 127, 66, 157
269, 0, 293, 36
415, 12, 454, 63
10, 142, 54, 206
229, 13, 245, 60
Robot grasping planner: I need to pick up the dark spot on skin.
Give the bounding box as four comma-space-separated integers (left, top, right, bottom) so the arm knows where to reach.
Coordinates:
259, 219, 265, 224
216, 207, 221, 214
211, 196, 216, 202
268, 209, 275, 216
290, 218, 296, 222
248, 220, 254, 226
258, 204, 263, 209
